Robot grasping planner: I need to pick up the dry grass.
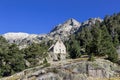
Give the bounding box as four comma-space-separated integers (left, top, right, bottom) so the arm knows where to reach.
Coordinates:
88, 77, 120, 80
5, 75, 20, 80
109, 77, 120, 80
28, 76, 36, 80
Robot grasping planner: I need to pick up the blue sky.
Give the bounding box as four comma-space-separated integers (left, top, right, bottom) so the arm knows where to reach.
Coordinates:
0, 0, 120, 34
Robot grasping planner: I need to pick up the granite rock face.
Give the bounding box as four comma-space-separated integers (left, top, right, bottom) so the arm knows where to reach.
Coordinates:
49, 18, 81, 40
1, 59, 119, 80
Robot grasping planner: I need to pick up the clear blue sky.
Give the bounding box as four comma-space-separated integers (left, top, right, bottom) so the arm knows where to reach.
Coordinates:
0, 0, 120, 34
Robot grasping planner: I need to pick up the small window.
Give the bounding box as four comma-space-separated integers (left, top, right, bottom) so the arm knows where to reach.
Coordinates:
59, 49, 61, 52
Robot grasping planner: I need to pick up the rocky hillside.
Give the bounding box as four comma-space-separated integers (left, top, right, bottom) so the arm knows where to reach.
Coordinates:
2, 18, 102, 48
1, 59, 120, 80
48, 18, 81, 40
3, 32, 47, 49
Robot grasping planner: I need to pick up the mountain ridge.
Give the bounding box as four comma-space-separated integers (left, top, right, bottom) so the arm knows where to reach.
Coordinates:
2, 18, 103, 48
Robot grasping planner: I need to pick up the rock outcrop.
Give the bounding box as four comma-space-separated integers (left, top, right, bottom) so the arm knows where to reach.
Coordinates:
1, 59, 120, 80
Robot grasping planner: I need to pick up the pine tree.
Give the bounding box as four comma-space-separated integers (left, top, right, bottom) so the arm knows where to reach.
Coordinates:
113, 33, 119, 48
70, 40, 81, 59
100, 25, 118, 62
90, 25, 101, 56
77, 27, 92, 55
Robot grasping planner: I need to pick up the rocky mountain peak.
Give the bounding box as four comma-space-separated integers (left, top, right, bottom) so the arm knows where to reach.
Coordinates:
82, 17, 103, 25
49, 18, 81, 40
64, 18, 81, 26
51, 18, 81, 31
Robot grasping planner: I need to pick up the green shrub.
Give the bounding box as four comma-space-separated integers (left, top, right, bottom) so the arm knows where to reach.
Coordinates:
88, 53, 95, 62
43, 63, 51, 67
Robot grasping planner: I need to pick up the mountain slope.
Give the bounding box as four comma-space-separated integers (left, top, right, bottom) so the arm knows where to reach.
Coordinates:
2, 18, 103, 48
49, 18, 81, 40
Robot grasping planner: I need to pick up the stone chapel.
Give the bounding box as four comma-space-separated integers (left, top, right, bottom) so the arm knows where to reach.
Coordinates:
48, 39, 67, 61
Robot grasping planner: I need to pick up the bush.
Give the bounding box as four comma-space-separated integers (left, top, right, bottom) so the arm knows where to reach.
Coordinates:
52, 68, 58, 73
43, 58, 48, 64
88, 53, 95, 62
43, 63, 51, 67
